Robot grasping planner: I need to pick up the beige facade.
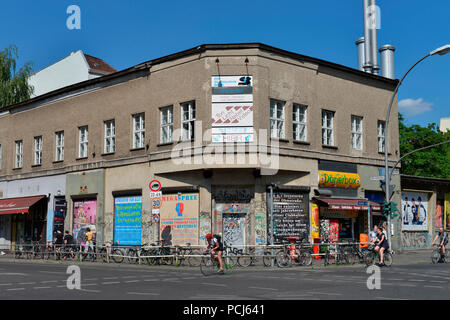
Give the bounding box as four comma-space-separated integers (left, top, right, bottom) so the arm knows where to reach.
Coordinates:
0, 44, 401, 248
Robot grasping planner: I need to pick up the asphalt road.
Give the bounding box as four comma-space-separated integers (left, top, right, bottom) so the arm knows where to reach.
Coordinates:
0, 258, 449, 300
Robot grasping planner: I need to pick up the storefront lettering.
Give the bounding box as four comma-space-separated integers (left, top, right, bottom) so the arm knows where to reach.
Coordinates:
318, 171, 361, 189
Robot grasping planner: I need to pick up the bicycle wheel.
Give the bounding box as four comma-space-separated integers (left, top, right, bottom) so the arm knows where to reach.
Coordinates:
237, 254, 252, 268
383, 252, 393, 267
126, 249, 139, 264
223, 254, 236, 267
200, 256, 217, 276
188, 249, 202, 267
365, 252, 375, 266
300, 251, 312, 266
276, 251, 292, 268
111, 248, 125, 263
431, 250, 441, 264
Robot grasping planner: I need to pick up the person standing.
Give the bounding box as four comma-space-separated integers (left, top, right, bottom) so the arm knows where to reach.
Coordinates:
63, 231, 75, 259
84, 228, 94, 254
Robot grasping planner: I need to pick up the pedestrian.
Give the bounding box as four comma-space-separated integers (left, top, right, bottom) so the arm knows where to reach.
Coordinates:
54, 229, 64, 253
63, 230, 75, 259
84, 228, 94, 253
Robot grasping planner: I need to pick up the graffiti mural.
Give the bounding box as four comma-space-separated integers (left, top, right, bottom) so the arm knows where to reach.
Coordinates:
401, 232, 431, 249
255, 211, 267, 245
223, 214, 245, 247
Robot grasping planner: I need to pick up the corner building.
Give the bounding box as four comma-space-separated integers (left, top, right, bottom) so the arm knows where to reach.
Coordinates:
0, 44, 402, 250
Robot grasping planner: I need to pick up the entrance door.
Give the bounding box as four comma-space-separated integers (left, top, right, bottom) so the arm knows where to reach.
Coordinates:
222, 213, 245, 247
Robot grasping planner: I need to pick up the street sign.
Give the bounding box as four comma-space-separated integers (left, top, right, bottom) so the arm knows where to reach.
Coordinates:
150, 191, 162, 198
152, 209, 160, 215
149, 180, 161, 192
153, 214, 159, 223
370, 176, 384, 181
151, 197, 162, 209
357, 201, 368, 206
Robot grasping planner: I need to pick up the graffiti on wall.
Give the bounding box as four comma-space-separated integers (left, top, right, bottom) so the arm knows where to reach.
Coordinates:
255, 211, 266, 245
199, 211, 210, 242
223, 214, 245, 246
401, 232, 431, 249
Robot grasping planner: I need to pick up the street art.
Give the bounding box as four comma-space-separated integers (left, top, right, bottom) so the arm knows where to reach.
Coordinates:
255, 212, 266, 245
223, 214, 245, 246
401, 232, 430, 249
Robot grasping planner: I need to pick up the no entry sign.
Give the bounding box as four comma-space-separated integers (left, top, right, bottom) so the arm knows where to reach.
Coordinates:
149, 180, 161, 192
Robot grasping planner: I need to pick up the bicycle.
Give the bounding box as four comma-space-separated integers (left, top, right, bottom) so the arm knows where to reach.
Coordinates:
200, 250, 232, 276
323, 243, 352, 266
174, 243, 202, 267
223, 243, 241, 267
145, 241, 173, 265
364, 243, 393, 267
431, 244, 448, 264
343, 242, 370, 265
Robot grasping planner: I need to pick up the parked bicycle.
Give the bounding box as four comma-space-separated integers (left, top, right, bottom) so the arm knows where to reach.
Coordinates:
145, 241, 173, 265
175, 243, 202, 267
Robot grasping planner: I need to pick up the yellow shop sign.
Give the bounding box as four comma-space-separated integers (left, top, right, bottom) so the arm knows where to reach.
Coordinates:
318, 170, 361, 189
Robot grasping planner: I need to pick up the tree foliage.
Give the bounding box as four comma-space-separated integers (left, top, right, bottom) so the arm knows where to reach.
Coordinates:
399, 113, 450, 179
0, 45, 34, 108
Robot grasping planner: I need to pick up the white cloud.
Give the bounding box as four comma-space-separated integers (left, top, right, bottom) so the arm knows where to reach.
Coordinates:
398, 98, 433, 116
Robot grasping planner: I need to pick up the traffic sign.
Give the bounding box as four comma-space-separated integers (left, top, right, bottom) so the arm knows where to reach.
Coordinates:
150, 191, 162, 198
370, 176, 384, 181
153, 214, 160, 223
151, 197, 162, 209
149, 180, 161, 192
152, 209, 160, 215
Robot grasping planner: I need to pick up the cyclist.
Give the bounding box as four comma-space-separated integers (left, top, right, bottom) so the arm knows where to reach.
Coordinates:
374, 226, 389, 266
431, 227, 448, 262
205, 233, 224, 273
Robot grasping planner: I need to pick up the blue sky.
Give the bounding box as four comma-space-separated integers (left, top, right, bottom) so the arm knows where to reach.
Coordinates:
0, 0, 448, 127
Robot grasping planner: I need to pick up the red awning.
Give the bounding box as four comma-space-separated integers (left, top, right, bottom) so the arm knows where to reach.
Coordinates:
0, 195, 46, 215
314, 197, 381, 211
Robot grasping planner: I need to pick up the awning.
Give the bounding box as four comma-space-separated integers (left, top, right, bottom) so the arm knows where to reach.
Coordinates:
314, 197, 381, 211
0, 195, 46, 215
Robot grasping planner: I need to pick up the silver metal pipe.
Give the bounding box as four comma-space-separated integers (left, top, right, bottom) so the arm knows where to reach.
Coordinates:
355, 37, 366, 71
379, 45, 396, 79
369, 0, 379, 74
363, 0, 372, 73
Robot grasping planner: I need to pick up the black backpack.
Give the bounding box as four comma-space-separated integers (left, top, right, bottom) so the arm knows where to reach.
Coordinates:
213, 234, 222, 243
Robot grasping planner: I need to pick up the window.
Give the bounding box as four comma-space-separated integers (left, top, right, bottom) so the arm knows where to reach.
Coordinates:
56, 131, 64, 161
270, 100, 285, 139
160, 106, 173, 144
15, 140, 23, 168
181, 101, 195, 141
351, 116, 363, 150
79, 126, 88, 158
293, 104, 307, 141
378, 120, 386, 153
322, 110, 335, 146
104, 120, 115, 153
133, 113, 145, 149
34, 136, 43, 165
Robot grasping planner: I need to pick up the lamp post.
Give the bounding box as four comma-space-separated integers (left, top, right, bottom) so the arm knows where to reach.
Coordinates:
384, 44, 450, 249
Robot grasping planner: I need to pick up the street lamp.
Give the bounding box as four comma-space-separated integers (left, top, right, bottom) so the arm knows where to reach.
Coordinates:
384, 44, 450, 249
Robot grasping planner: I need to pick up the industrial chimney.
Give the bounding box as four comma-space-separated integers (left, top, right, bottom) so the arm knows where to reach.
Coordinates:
379, 45, 396, 79
355, 37, 366, 71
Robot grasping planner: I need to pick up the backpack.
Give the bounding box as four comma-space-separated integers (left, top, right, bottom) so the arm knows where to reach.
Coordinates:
213, 234, 222, 243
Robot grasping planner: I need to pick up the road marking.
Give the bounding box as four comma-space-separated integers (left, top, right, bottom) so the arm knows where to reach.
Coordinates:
126, 292, 160, 296
0, 273, 28, 276
430, 280, 446, 283
33, 286, 51, 289
18, 282, 36, 285
41, 280, 58, 283
38, 271, 62, 274
6, 288, 25, 291
0, 283, 13, 286
82, 283, 99, 287
424, 285, 444, 289
201, 282, 227, 287
409, 279, 425, 282
125, 280, 139, 283
101, 282, 120, 285
375, 297, 407, 300
122, 276, 138, 279
81, 289, 101, 293
102, 277, 118, 280
249, 286, 278, 291
144, 279, 159, 282
307, 292, 342, 296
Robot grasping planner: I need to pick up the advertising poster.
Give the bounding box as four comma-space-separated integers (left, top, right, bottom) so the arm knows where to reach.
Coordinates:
114, 196, 142, 245
401, 192, 429, 231
445, 193, 450, 231
160, 193, 199, 246
73, 200, 97, 244
311, 203, 319, 239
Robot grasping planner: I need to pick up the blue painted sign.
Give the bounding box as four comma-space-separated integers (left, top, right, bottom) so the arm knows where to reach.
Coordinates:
114, 196, 142, 245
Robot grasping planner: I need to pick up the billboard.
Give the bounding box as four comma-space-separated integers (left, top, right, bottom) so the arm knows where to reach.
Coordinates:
160, 193, 199, 245
114, 196, 142, 245
445, 193, 450, 231
401, 192, 429, 231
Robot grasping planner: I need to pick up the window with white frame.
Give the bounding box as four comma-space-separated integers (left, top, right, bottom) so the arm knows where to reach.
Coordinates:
34, 136, 43, 165
160, 106, 173, 144
181, 101, 195, 141
79, 126, 88, 158
322, 110, 334, 146
133, 113, 145, 149
270, 100, 285, 139
293, 104, 307, 142
378, 120, 386, 153
104, 120, 115, 153
15, 140, 23, 168
351, 116, 363, 150
56, 131, 64, 161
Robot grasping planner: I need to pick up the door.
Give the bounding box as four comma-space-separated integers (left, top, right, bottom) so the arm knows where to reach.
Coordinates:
222, 213, 246, 247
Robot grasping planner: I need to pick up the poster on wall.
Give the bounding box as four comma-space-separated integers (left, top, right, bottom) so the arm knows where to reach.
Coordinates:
272, 191, 309, 244
73, 199, 97, 244
215, 202, 250, 247
445, 193, 450, 231
160, 193, 199, 246
114, 196, 142, 245
401, 192, 429, 231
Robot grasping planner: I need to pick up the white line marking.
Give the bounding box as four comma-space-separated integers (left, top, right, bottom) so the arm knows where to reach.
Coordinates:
33, 286, 51, 289
126, 292, 160, 296
101, 282, 120, 285
249, 286, 278, 291
424, 285, 444, 289
81, 289, 101, 293
7, 288, 25, 291
41, 280, 58, 283
201, 282, 227, 287
307, 292, 342, 296
0, 283, 13, 286
18, 282, 36, 285
125, 280, 139, 283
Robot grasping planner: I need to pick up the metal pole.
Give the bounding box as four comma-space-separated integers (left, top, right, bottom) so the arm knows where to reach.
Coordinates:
269, 185, 274, 267
384, 53, 431, 250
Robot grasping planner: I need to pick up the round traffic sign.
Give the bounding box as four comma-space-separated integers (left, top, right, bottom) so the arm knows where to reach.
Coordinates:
151, 197, 162, 209
149, 180, 161, 192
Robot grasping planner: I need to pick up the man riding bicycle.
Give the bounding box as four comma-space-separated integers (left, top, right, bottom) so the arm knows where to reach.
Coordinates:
431, 227, 448, 262
205, 233, 224, 274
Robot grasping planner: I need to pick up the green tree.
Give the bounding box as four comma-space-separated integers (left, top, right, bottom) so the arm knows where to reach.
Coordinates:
399, 113, 450, 179
0, 45, 34, 108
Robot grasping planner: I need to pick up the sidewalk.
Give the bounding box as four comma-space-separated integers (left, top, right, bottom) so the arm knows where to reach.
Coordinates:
393, 249, 434, 265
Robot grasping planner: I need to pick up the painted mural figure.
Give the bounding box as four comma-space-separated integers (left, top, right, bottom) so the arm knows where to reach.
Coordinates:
417, 196, 426, 225
402, 197, 411, 225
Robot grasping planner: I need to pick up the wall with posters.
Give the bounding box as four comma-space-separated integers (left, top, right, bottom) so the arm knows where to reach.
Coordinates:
401, 192, 429, 231
114, 196, 142, 245
160, 193, 199, 246
445, 193, 450, 231
73, 199, 97, 244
